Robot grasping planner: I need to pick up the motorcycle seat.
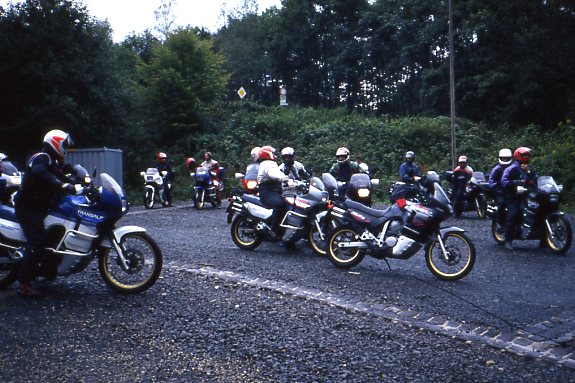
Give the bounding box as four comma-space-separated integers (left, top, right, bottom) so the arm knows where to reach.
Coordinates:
0, 204, 16, 221
241, 194, 265, 206
346, 200, 393, 219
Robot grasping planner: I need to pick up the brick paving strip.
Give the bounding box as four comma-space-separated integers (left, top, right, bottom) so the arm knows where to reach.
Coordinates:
165, 261, 575, 369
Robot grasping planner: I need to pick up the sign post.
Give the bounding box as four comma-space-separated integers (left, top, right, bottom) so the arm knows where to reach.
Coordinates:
279, 86, 288, 106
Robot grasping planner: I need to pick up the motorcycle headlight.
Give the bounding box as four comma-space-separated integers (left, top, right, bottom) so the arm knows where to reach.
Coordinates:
246, 180, 258, 189
121, 198, 129, 212
10, 176, 21, 186
357, 188, 370, 198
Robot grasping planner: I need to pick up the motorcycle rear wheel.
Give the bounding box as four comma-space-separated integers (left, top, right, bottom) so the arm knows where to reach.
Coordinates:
545, 215, 572, 254
425, 232, 476, 281
144, 189, 154, 209
98, 233, 163, 294
0, 262, 19, 289
231, 215, 262, 250
327, 226, 365, 269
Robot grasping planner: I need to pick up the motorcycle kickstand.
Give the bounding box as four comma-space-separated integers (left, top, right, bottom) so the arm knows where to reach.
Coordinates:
383, 257, 392, 271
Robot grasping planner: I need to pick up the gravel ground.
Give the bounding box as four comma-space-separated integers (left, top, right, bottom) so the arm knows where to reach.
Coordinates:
1, 201, 574, 382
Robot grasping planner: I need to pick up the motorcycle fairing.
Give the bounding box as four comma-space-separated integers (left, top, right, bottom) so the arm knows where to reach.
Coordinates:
100, 225, 147, 248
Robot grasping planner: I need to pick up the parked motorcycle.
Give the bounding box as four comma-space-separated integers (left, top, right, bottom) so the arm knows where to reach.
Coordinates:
141, 168, 171, 209
191, 166, 220, 209
0, 160, 22, 206
446, 171, 489, 218
0, 168, 163, 293
327, 178, 476, 281
228, 178, 331, 252
235, 163, 260, 195
490, 176, 572, 254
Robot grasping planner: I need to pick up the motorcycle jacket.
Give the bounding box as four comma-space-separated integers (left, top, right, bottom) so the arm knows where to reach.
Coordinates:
16, 152, 68, 211
329, 161, 364, 183
399, 162, 421, 183
501, 161, 538, 197
257, 160, 288, 185
489, 163, 511, 194
279, 161, 310, 181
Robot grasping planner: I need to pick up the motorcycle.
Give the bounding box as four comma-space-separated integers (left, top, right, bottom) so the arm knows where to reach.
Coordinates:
234, 163, 260, 195
0, 167, 163, 293
490, 176, 572, 254
0, 160, 22, 206
327, 176, 476, 281
191, 166, 220, 209
141, 168, 171, 209
345, 173, 379, 207
227, 178, 331, 252
446, 171, 490, 218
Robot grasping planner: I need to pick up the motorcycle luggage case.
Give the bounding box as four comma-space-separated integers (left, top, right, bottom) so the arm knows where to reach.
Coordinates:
390, 183, 418, 203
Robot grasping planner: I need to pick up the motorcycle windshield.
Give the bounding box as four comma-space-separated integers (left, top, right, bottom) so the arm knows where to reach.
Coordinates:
537, 176, 560, 194
0, 161, 20, 175
432, 182, 451, 208
245, 163, 259, 180
101, 173, 124, 198
194, 167, 211, 182
145, 168, 159, 175
349, 173, 371, 188
310, 176, 325, 192
471, 171, 486, 183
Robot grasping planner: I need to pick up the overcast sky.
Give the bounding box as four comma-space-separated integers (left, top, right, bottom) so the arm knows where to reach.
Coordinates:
1, 0, 282, 42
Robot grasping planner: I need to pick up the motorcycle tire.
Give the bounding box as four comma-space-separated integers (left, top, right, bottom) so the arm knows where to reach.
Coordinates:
476, 196, 487, 219
230, 215, 262, 250
98, 233, 163, 294
544, 215, 572, 254
425, 232, 476, 281
0, 262, 19, 289
194, 189, 205, 210
491, 220, 506, 245
327, 225, 365, 269
144, 189, 154, 209
308, 215, 343, 256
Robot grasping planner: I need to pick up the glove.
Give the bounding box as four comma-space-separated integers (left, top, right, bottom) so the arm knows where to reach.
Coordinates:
287, 179, 296, 188
413, 176, 421, 182
61, 183, 76, 194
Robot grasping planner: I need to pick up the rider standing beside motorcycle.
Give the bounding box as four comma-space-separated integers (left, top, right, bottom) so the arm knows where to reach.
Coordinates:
257, 146, 291, 233
501, 147, 538, 250
451, 155, 474, 217
15, 129, 75, 298
399, 151, 421, 183
156, 152, 175, 207
279, 147, 311, 181
489, 148, 513, 232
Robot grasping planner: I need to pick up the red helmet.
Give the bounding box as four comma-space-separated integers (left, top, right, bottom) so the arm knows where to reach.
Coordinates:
258, 146, 277, 161
157, 152, 167, 161
186, 157, 196, 169
514, 147, 532, 164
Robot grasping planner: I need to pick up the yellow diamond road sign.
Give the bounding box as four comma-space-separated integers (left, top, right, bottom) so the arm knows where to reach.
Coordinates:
237, 87, 247, 99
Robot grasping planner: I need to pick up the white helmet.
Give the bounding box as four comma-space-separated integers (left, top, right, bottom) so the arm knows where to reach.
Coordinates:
0, 153, 7, 161
250, 147, 261, 162
335, 147, 350, 163
281, 147, 295, 157
498, 148, 512, 165
43, 129, 72, 159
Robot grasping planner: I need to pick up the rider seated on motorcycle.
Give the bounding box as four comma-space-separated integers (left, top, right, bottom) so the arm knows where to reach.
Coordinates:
201, 152, 224, 207
15, 129, 75, 298
489, 148, 513, 232
399, 150, 421, 183
156, 152, 175, 207
329, 147, 365, 186
257, 146, 294, 242
451, 155, 473, 217
279, 147, 310, 181
501, 147, 538, 251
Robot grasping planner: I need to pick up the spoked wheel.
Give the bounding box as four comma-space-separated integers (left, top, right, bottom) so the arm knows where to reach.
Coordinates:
545, 215, 572, 254
308, 215, 343, 256
491, 220, 505, 245
194, 189, 205, 209
476, 196, 487, 219
98, 233, 163, 294
425, 232, 476, 281
327, 226, 365, 269
0, 262, 19, 289
144, 188, 154, 209
230, 215, 262, 250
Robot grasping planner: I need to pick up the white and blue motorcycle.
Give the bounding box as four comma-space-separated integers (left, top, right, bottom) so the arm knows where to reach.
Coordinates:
0, 167, 163, 293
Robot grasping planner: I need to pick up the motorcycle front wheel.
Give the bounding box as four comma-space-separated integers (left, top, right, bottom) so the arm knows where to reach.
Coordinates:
308, 215, 343, 256
476, 196, 487, 219
0, 262, 19, 289
425, 232, 476, 281
230, 215, 262, 250
98, 233, 163, 294
144, 188, 154, 209
327, 225, 365, 269
194, 189, 205, 209
491, 220, 506, 245
545, 215, 572, 254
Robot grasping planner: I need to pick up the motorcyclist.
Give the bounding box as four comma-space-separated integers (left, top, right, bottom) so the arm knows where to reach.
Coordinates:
185, 157, 196, 173
451, 155, 474, 217
250, 147, 261, 163
399, 151, 421, 183
14, 129, 75, 298
501, 147, 538, 250
330, 147, 365, 184
489, 148, 513, 232
257, 146, 292, 236
201, 152, 224, 207
279, 147, 310, 181
155, 152, 175, 207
